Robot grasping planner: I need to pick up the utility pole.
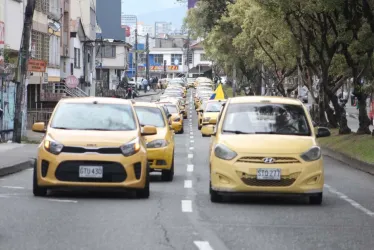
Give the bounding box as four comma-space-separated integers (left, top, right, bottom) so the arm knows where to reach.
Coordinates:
135, 28, 138, 84
145, 33, 149, 81
232, 65, 237, 97
13, 0, 36, 143
186, 33, 190, 78
100, 37, 103, 89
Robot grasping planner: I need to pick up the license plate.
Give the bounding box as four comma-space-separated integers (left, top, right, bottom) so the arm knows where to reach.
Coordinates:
79, 166, 103, 178
256, 168, 281, 180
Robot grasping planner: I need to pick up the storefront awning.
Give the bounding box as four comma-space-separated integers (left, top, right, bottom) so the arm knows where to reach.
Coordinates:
189, 65, 211, 74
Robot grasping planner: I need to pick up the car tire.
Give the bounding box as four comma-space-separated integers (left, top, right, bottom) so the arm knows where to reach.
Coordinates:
33, 159, 47, 197
210, 181, 223, 203
161, 155, 174, 182
309, 193, 323, 205
136, 164, 150, 199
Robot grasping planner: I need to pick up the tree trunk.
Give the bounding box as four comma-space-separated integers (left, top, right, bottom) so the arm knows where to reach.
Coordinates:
324, 96, 338, 128
318, 83, 329, 126
356, 92, 371, 134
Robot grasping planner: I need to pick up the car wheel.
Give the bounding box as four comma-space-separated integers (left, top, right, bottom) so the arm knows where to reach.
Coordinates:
210, 181, 223, 203
33, 159, 47, 197
309, 193, 323, 205
161, 155, 174, 182
136, 164, 150, 199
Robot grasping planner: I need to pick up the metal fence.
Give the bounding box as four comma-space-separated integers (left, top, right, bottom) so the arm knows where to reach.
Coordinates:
27, 110, 53, 129
0, 81, 16, 141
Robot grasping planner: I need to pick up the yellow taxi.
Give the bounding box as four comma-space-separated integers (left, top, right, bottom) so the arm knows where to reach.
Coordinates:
200, 100, 226, 136
31, 97, 157, 198
134, 102, 175, 181
157, 102, 184, 134
197, 100, 208, 130
206, 96, 331, 204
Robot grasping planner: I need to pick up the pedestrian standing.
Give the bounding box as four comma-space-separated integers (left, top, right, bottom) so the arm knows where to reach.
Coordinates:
142, 78, 148, 93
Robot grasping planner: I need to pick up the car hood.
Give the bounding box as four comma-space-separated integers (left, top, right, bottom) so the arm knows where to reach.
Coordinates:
143, 127, 168, 143
203, 112, 219, 119
220, 134, 316, 154
47, 128, 139, 147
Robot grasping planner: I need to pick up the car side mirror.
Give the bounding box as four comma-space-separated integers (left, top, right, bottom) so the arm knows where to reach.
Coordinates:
209, 118, 217, 124
167, 114, 172, 119
141, 125, 157, 136
316, 127, 331, 138
32, 122, 46, 133
197, 109, 203, 113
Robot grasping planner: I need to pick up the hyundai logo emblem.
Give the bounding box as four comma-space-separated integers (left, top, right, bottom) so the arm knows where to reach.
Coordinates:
263, 158, 275, 164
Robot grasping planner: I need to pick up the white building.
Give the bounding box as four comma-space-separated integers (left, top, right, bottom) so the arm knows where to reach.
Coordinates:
148, 47, 188, 78
96, 39, 131, 90
188, 41, 212, 78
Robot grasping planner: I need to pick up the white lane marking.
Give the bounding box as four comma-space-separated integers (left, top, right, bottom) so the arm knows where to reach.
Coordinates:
181, 200, 193, 212
188, 154, 193, 159
190, 136, 194, 139
194, 241, 214, 250
184, 180, 192, 188
1, 186, 25, 190
190, 132, 193, 135
187, 164, 194, 172
48, 199, 78, 203
190, 140, 194, 143
189, 147, 194, 150
324, 184, 374, 217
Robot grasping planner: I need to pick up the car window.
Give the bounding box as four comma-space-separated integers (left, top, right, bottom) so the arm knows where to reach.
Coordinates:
205, 102, 225, 112
135, 107, 166, 128
51, 103, 137, 131
165, 105, 178, 114
222, 103, 311, 136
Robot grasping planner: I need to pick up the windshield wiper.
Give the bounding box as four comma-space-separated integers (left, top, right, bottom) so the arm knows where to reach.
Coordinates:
223, 130, 253, 134
51, 127, 71, 130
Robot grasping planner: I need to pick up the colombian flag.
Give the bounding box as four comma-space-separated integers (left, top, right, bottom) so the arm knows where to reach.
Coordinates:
210, 84, 225, 100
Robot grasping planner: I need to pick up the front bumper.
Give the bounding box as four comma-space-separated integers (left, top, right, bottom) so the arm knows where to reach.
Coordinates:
36, 147, 148, 189
147, 144, 174, 170
210, 156, 324, 194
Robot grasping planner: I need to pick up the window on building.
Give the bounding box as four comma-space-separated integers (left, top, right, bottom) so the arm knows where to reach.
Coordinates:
99, 45, 116, 58
74, 48, 81, 68
188, 51, 193, 64
154, 54, 163, 65
35, 0, 49, 14
171, 54, 182, 65
31, 30, 49, 63
90, 7, 96, 34
139, 54, 146, 64
200, 53, 209, 61
49, 35, 60, 67
49, 0, 60, 18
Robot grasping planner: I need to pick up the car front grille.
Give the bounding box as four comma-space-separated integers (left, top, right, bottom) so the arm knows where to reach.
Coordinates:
61, 146, 122, 154
237, 156, 300, 164
55, 161, 126, 183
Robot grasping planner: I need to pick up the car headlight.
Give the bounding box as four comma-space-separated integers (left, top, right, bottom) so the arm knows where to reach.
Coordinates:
174, 117, 181, 122
120, 137, 141, 156
300, 146, 321, 161
147, 139, 168, 148
44, 136, 64, 155
214, 144, 237, 160
203, 117, 211, 122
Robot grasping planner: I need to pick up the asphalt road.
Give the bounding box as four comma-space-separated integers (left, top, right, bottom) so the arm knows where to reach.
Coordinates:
1, 91, 374, 250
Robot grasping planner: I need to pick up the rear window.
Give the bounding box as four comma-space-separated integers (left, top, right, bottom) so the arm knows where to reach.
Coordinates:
51, 103, 136, 131
205, 102, 225, 112
135, 106, 166, 128
165, 105, 178, 114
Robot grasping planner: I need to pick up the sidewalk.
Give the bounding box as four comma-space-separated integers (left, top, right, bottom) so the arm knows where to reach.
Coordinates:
0, 143, 37, 177
137, 89, 162, 97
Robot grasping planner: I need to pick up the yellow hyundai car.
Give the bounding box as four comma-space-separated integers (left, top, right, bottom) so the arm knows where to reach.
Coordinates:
201, 100, 226, 136
31, 97, 157, 198
207, 96, 331, 204
157, 102, 184, 134
134, 102, 175, 181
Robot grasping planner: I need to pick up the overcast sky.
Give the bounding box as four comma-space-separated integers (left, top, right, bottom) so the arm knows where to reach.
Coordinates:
121, 0, 186, 28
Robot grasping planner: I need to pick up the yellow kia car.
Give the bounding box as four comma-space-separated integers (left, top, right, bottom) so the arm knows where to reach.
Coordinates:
158, 102, 184, 134
134, 102, 175, 181
207, 96, 331, 204
201, 100, 226, 136
31, 97, 157, 198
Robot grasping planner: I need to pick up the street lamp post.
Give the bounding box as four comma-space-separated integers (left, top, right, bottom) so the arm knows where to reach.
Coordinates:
122, 15, 138, 83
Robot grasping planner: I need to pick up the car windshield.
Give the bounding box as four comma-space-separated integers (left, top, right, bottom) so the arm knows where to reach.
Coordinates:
165, 105, 178, 113
222, 103, 311, 136
51, 103, 137, 131
205, 102, 225, 112
135, 106, 165, 128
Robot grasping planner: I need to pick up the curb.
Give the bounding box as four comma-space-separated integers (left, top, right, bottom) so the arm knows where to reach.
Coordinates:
0, 159, 34, 177
137, 91, 161, 98
322, 147, 374, 176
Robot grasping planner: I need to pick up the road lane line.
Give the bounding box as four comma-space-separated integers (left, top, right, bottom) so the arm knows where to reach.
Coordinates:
184, 180, 192, 188
182, 200, 193, 212
48, 199, 78, 203
190, 140, 194, 143
188, 154, 193, 159
324, 184, 374, 217
194, 241, 214, 250
189, 147, 194, 150
190, 136, 194, 139
1, 186, 25, 190
187, 164, 194, 172
190, 132, 193, 135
